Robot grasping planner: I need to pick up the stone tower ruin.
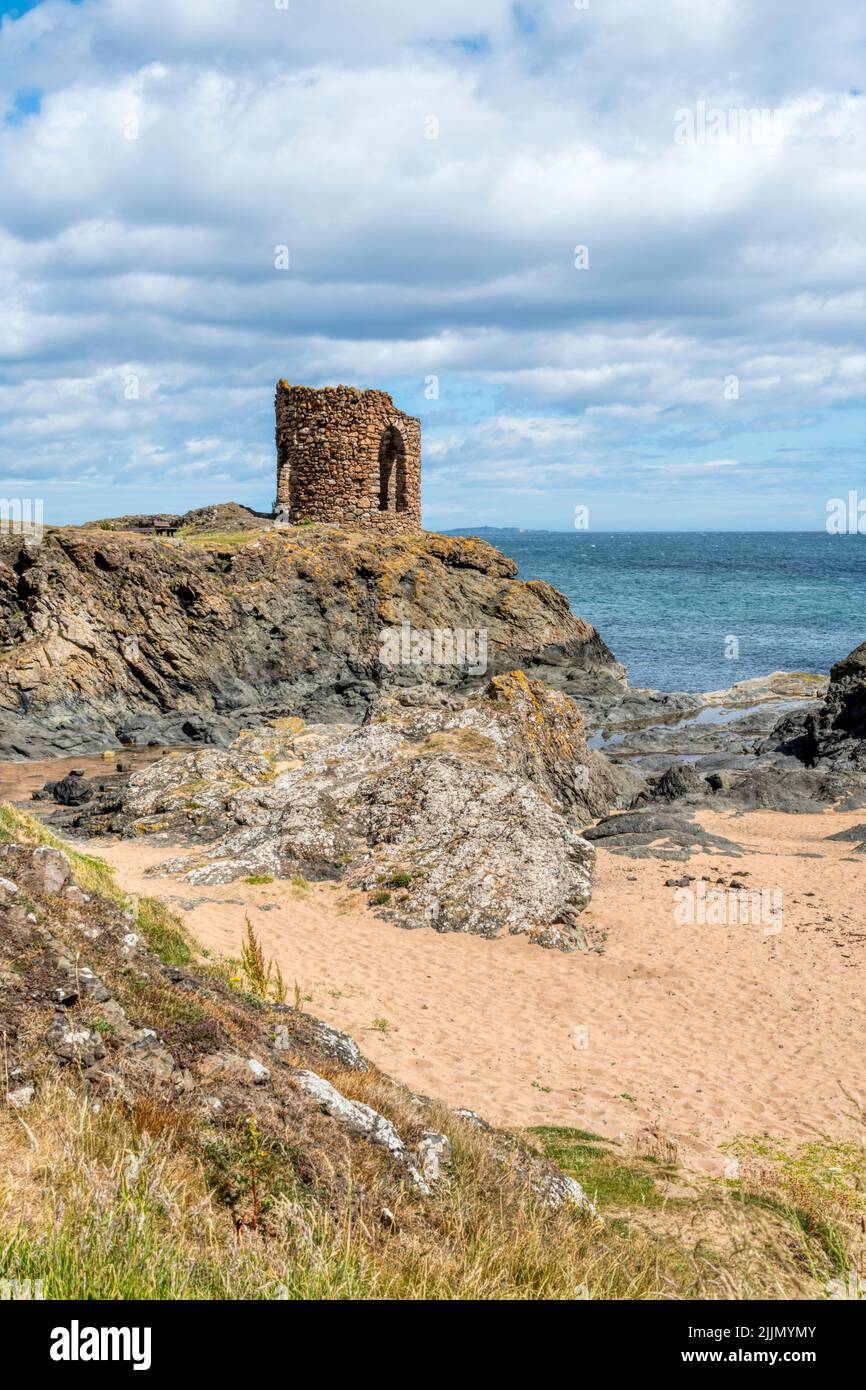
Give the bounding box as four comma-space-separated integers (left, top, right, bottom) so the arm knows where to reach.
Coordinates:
275, 382, 422, 531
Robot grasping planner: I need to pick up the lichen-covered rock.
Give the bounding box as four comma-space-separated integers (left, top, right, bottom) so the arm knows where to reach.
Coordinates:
416, 1130, 452, 1184
28, 846, 72, 896
101, 674, 602, 949
533, 1171, 596, 1215
350, 755, 595, 947
6, 1084, 35, 1109
294, 1071, 405, 1156
453, 1108, 491, 1130
299, 1018, 368, 1072
45, 1016, 106, 1067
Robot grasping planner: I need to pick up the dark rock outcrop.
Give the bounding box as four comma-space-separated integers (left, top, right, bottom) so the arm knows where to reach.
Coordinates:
40, 771, 94, 805
806, 640, 866, 768
647, 762, 708, 803
759, 639, 866, 783
0, 519, 623, 758
583, 809, 745, 860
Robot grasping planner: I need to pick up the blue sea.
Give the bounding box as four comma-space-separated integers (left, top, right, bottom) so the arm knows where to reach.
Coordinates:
449, 531, 866, 693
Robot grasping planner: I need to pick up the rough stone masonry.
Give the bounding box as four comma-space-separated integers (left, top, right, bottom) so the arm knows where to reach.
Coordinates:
275, 382, 422, 531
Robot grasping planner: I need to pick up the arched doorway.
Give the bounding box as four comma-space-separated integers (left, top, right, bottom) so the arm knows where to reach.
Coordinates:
378, 426, 407, 512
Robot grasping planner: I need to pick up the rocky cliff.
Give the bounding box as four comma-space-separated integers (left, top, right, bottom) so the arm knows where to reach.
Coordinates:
0, 510, 623, 758
51, 673, 622, 952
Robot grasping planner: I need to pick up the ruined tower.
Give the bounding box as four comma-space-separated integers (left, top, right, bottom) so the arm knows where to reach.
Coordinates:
274, 382, 422, 531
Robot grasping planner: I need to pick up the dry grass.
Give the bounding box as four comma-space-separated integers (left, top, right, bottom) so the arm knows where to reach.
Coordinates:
2, 1054, 861, 1301
1, 804, 863, 1300
175, 529, 261, 549
2, 1071, 858, 1300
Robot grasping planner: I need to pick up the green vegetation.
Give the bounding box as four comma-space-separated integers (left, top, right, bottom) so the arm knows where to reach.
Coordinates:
531, 1124, 866, 1292
244, 873, 274, 885
724, 1133, 866, 1277
88, 1018, 115, 1039
136, 896, 195, 967
531, 1126, 668, 1209
1, 803, 862, 1301
240, 916, 287, 1004
386, 870, 412, 889
175, 529, 259, 549
0, 803, 118, 898
2, 1085, 861, 1300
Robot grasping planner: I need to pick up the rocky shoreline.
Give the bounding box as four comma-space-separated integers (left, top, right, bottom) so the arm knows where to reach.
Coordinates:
3, 508, 866, 948
0, 507, 622, 759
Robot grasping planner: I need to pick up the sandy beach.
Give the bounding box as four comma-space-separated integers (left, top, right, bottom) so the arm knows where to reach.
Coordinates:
73, 803, 865, 1175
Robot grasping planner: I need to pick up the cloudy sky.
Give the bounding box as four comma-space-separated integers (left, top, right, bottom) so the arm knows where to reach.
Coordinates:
1, 0, 864, 530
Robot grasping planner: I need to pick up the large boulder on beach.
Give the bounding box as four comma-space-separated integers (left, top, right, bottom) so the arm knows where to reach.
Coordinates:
71, 674, 606, 951
45, 771, 94, 806
808, 640, 866, 766
766, 640, 866, 772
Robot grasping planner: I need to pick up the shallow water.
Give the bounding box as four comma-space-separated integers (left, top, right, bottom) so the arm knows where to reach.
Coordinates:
0, 748, 170, 810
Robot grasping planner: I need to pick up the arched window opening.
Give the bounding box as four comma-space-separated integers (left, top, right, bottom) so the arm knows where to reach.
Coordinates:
378, 426, 407, 512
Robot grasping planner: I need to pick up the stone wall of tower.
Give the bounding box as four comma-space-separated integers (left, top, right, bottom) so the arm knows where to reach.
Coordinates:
274, 382, 422, 531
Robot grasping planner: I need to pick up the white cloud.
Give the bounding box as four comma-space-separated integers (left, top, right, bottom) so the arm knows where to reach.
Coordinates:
0, 0, 863, 526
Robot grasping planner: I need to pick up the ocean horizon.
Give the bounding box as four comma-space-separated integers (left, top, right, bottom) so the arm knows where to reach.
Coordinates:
447, 529, 866, 693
